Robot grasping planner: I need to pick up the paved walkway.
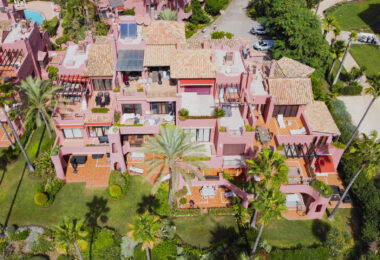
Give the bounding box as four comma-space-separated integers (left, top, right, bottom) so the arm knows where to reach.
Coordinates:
192, 0, 261, 45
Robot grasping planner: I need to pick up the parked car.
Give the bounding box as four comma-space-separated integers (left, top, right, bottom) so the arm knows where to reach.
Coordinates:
253, 40, 274, 51
250, 25, 266, 35
358, 32, 377, 44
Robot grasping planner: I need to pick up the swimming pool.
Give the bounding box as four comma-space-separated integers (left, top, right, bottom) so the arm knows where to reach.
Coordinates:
24, 10, 45, 25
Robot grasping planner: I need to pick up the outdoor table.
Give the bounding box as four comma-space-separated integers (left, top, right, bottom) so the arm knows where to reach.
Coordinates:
256, 126, 271, 144
200, 186, 216, 199
70, 155, 87, 165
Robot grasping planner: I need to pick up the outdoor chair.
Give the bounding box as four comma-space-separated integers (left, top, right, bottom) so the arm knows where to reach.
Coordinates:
97, 92, 103, 97
95, 96, 102, 106
104, 95, 110, 106
100, 101, 106, 108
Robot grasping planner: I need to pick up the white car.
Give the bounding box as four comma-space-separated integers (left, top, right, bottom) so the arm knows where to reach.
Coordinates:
253, 40, 274, 51
250, 25, 266, 35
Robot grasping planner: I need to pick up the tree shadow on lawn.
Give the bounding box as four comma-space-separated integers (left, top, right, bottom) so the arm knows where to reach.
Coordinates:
358, 4, 380, 33
136, 194, 160, 214
85, 196, 110, 260
312, 219, 331, 242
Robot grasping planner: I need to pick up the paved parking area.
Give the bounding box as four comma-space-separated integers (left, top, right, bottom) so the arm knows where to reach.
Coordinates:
192, 0, 262, 46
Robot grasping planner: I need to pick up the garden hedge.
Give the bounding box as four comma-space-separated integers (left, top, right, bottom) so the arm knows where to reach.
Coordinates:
108, 170, 130, 200
269, 246, 329, 260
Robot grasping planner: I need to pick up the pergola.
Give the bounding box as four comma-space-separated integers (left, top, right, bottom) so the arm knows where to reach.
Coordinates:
58, 75, 90, 101
283, 143, 319, 159
0, 49, 23, 67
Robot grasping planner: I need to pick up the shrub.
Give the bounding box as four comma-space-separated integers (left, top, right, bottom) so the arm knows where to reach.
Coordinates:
310, 179, 333, 198
94, 21, 110, 36
174, 186, 188, 198
179, 198, 187, 205
211, 31, 234, 39
219, 126, 226, 132
121, 236, 138, 259
34, 192, 49, 207
109, 184, 123, 199
213, 108, 225, 117
112, 88, 120, 93
137, 88, 144, 92
332, 141, 346, 149
189, 0, 210, 25
269, 246, 329, 260
159, 9, 177, 20
185, 5, 192, 13
11, 228, 30, 241
31, 234, 54, 254
51, 145, 60, 156
185, 22, 197, 39
208, 207, 234, 215
42, 17, 59, 36
248, 7, 256, 18
122, 8, 135, 15
179, 108, 189, 117
57, 255, 74, 260
91, 107, 109, 113
91, 228, 121, 259
43, 177, 65, 197
338, 82, 363, 96
183, 156, 211, 161
5, 225, 17, 239
205, 0, 228, 16
47, 66, 59, 81
171, 208, 201, 216
114, 111, 120, 123
325, 226, 352, 257
152, 182, 171, 216
32, 152, 55, 179
55, 34, 69, 46
151, 240, 177, 260
245, 125, 254, 132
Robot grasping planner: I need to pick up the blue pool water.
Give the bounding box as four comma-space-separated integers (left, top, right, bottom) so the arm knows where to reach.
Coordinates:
24, 10, 45, 25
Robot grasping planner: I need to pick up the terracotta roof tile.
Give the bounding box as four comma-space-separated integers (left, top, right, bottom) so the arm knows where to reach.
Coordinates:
170, 49, 216, 79
268, 78, 314, 105
143, 44, 175, 66
276, 57, 315, 78
305, 101, 340, 135
142, 20, 185, 45
84, 41, 115, 77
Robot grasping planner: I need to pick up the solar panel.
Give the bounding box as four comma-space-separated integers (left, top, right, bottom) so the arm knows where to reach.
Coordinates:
128, 23, 136, 38
120, 24, 128, 39
116, 50, 144, 71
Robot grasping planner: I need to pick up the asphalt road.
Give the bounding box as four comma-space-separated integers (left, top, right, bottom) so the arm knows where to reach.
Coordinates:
192, 0, 262, 46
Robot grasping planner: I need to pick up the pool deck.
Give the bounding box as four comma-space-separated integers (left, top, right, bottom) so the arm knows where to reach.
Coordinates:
15, 1, 59, 20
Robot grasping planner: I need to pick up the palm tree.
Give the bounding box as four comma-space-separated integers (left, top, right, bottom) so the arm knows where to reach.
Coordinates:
322, 16, 338, 38
344, 73, 380, 149
331, 24, 341, 46
16, 76, 61, 139
250, 187, 287, 258
332, 32, 358, 86
329, 40, 346, 76
127, 212, 162, 260
329, 131, 380, 220
54, 217, 89, 260
0, 82, 34, 171
140, 123, 208, 205
159, 9, 177, 20
246, 148, 288, 227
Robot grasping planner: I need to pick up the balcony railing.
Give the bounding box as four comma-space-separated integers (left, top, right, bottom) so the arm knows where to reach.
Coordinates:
145, 85, 176, 98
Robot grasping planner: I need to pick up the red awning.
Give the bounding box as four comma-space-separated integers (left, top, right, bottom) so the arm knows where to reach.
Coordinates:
57, 125, 84, 129
59, 75, 89, 83
117, 6, 124, 11
315, 155, 335, 173
180, 79, 215, 86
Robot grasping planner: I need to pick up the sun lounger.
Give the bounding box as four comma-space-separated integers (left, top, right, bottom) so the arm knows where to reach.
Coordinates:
290, 127, 306, 135
130, 166, 144, 174
277, 114, 286, 129
224, 191, 236, 198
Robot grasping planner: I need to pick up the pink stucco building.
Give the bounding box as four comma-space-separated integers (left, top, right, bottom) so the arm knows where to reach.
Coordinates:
45, 19, 346, 220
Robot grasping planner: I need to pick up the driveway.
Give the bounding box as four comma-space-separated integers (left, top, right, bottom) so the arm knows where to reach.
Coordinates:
192, 0, 262, 45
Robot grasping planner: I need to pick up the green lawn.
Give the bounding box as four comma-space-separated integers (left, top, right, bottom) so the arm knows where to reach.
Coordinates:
173, 215, 238, 248
350, 44, 380, 75
326, 0, 380, 33
262, 209, 357, 248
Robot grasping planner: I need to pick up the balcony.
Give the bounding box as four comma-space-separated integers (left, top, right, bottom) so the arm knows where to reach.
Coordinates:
285, 158, 312, 185
120, 78, 177, 99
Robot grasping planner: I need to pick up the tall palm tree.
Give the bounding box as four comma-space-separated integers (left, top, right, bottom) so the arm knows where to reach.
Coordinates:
329, 131, 380, 220
332, 32, 358, 86
54, 217, 89, 260
128, 211, 162, 260
140, 123, 208, 205
246, 148, 288, 227
329, 40, 346, 76
250, 187, 287, 258
344, 73, 380, 149
331, 24, 341, 46
16, 76, 61, 139
0, 82, 34, 171
322, 16, 338, 38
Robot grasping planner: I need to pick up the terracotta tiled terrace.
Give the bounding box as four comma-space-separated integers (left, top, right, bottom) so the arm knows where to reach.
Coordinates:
317, 173, 352, 209
0, 125, 14, 147
66, 155, 111, 187
285, 158, 312, 184
183, 186, 233, 209
268, 117, 305, 136
127, 153, 166, 184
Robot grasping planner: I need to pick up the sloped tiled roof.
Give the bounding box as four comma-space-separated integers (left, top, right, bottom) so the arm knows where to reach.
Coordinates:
268, 78, 314, 105
276, 57, 315, 78
142, 20, 186, 45
143, 44, 175, 66
305, 101, 341, 135
170, 49, 216, 79
84, 41, 115, 77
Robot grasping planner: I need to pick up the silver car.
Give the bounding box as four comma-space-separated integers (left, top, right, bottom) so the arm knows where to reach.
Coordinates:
250, 25, 266, 35
253, 40, 274, 51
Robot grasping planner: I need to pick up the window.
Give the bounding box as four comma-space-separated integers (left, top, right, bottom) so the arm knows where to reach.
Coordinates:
93, 79, 112, 91
318, 136, 328, 146
89, 126, 109, 137
150, 102, 170, 114
272, 105, 298, 117
63, 128, 83, 139
122, 104, 142, 115
184, 128, 211, 142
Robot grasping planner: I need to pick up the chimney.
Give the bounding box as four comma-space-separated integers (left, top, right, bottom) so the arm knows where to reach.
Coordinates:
269, 60, 276, 78
203, 35, 208, 49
